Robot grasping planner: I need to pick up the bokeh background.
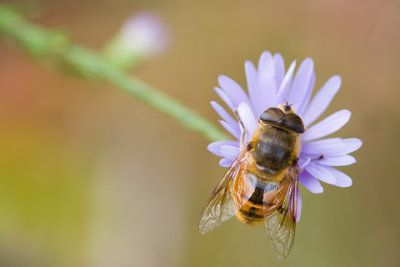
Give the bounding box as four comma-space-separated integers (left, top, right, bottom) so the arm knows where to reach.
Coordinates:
0, 0, 399, 266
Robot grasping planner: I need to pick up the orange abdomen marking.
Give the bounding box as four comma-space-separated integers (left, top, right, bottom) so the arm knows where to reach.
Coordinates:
232, 169, 290, 225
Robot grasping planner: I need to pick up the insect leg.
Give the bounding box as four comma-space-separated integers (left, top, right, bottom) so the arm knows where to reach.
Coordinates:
299, 154, 325, 171
234, 109, 246, 149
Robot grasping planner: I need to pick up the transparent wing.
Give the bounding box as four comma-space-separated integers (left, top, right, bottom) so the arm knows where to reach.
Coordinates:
265, 178, 298, 259
198, 151, 248, 234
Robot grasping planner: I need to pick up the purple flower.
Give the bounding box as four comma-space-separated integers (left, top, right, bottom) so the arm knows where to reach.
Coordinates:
208, 51, 362, 221
104, 12, 171, 68
119, 12, 171, 58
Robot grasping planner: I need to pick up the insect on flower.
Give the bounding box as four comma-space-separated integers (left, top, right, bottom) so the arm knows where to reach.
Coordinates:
199, 51, 362, 258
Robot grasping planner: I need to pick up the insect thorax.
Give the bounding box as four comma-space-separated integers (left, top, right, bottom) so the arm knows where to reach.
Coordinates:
251, 125, 299, 174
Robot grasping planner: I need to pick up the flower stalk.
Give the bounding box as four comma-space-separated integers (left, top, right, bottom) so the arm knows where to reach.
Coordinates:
0, 5, 229, 142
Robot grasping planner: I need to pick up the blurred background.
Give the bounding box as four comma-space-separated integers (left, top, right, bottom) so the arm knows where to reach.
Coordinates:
0, 0, 399, 266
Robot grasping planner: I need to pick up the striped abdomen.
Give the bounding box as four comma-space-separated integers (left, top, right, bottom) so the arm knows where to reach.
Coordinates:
233, 172, 290, 225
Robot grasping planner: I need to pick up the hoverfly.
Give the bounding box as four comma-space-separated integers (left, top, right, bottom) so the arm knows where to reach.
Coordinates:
199, 103, 305, 258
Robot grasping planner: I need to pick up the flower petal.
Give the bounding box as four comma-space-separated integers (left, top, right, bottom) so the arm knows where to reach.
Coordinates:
277, 60, 296, 101
257, 51, 277, 111
296, 188, 302, 223
211, 101, 240, 134
297, 71, 315, 115
237, 102, 257, 140
273, 53, 285, 86
214, 87, 234, 111
301, 75, 341, 126
289, 58, 314, 112
207, 141, 239, 157
298, 158, 311, 170
245, 60, 263, 115
258, 51, 274, 77
302, 109, 351, 142
324, 166, 353, 187
219, 120, 240, 139
305, 162, 336, 184
317, 155, 356, 166
219, 158, 234, 167
220, 145, 240, 160
299, 170, 324, 193
218, 75, 251, 108
301, 138, 362, 157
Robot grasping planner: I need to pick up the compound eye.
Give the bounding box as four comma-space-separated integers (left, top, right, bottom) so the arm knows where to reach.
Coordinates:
284, 113, 305, 133
260, 108, 284, 123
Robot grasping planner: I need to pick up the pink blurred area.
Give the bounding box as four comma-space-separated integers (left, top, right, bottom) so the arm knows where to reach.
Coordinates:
0, 0, 399, 266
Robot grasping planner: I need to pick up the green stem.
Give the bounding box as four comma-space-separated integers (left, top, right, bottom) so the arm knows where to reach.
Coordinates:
0, 5, 229, 142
